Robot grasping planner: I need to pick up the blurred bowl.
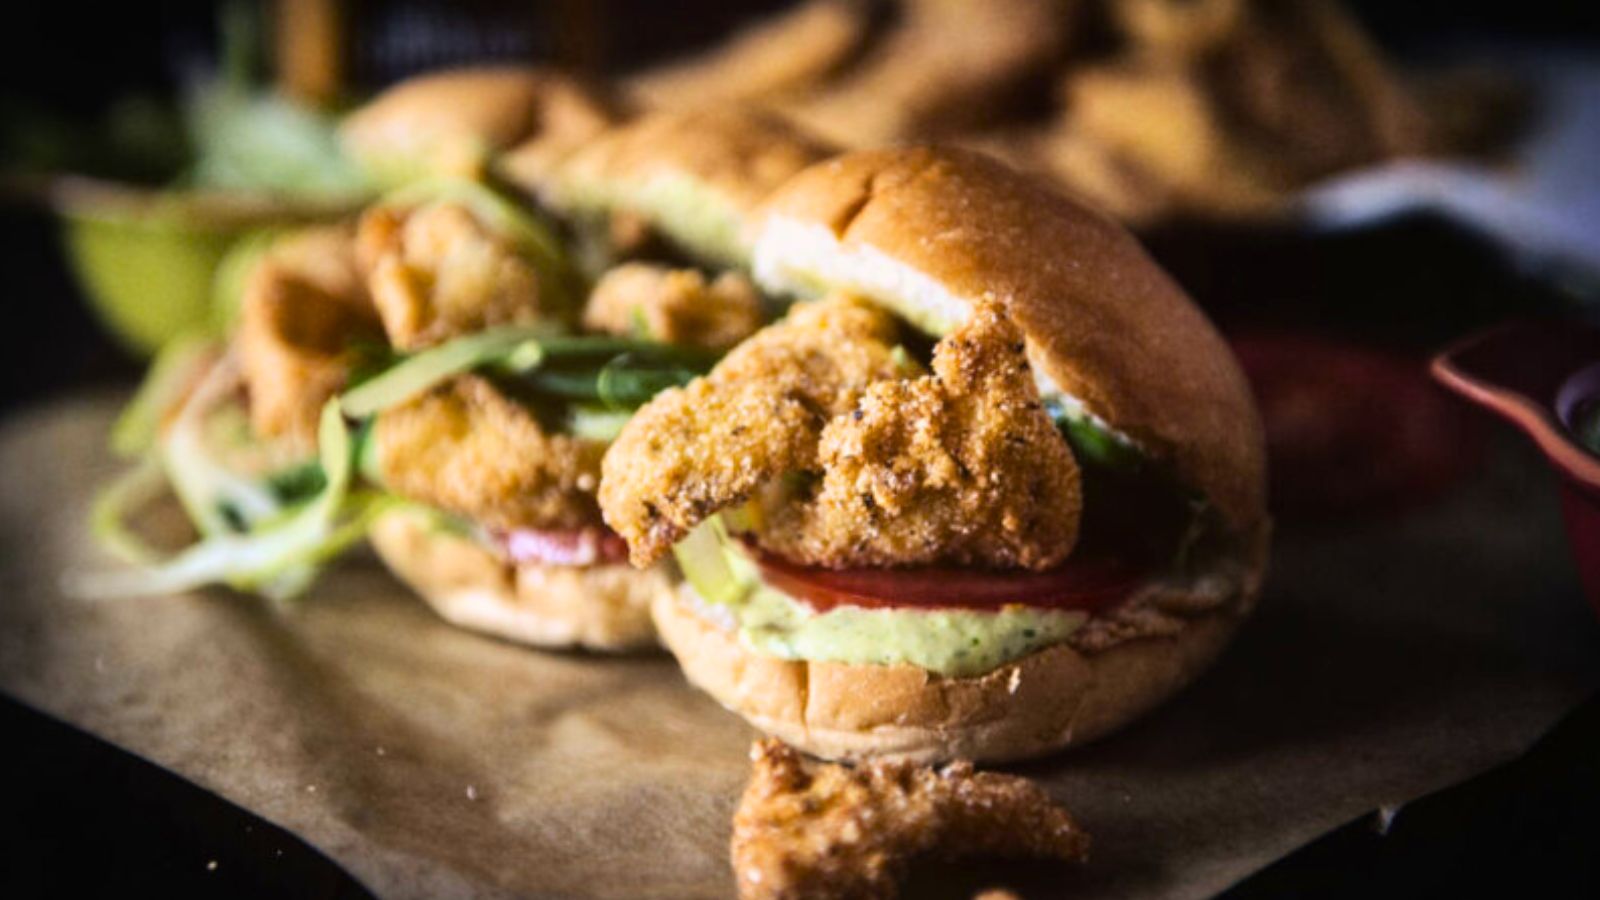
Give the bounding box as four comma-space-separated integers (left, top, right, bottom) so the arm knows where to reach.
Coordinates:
1233, 330, 1483, 522
1432, 320, 1600, 618
50, 177, 352, 355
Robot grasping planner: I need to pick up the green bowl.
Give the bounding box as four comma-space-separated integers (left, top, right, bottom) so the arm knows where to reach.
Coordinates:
53, 178, 353, 355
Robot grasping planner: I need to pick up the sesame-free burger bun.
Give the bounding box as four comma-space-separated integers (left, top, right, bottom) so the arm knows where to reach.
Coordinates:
652, 568, 1253, 764
750, 146, 1266, 532
369, 506, 667, 652
657, 521, 1268, 764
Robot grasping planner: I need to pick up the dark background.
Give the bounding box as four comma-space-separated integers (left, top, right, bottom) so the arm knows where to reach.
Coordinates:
2, 2, 1598, 898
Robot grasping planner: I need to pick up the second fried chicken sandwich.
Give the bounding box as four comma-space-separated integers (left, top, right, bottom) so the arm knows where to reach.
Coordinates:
601, 147, 1269, 762
358, 109, 829, 651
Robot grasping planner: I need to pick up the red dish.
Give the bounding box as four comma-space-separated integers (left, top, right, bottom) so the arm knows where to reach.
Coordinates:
1233, 331, 1484, 520
1432, 320, 1600, 620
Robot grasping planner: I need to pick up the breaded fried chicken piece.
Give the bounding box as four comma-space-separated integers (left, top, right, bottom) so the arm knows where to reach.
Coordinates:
758, 301, 1080, 570
237, 226, 382, 453
600, 296, 905, 566
376, 375, 605, 531
358, 202, 546, 350
732, 740, 1090, 900
583, 262, 765, 351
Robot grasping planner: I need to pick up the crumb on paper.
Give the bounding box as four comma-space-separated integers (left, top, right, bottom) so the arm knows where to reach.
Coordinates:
375, 745, 387, 757
1375, 804, 1404, 835
731, 740, 1090, 900
466, 784, 479, 801
305, 784, 317, 794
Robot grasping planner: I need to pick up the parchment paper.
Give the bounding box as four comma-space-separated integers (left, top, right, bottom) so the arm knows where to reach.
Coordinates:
2, 392, 1597, 899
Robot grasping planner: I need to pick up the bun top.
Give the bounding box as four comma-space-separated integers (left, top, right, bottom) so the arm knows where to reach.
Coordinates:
341, 67, 614, 187
750, 146, 1266, 530
550, 109, 832, 267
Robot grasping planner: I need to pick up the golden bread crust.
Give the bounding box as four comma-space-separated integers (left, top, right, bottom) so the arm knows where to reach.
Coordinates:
653, 581, 1246, 763
369, 507, 666, 652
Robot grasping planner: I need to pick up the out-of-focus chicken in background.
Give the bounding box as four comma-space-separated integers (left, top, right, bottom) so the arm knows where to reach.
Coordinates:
622, 0, 1521, 225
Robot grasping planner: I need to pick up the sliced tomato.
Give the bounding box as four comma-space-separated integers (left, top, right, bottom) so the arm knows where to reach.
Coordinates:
496, 526, 629, 567
749, 546, 1144, 614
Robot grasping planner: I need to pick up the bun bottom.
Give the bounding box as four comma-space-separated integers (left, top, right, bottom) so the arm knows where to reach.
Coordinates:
652, 579, 1248, 764
370, 507, 667, 652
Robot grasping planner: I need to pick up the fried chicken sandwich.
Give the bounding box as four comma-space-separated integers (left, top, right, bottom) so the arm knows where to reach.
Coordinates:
600, 147, 1268, 760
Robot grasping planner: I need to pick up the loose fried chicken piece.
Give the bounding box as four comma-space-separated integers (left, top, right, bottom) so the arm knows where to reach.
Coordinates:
600, 296, 905, 566
758, 301, 1080, 570
732, 740, 1090, 900
1052, 0, 1428, 219
583, 262, 765, 351
237, 226, 383, 453
376, 375, 605, 531
358, 202, 547, 350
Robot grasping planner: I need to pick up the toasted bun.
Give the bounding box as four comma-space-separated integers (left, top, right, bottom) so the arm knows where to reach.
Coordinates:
653, 537, 1266, 763
369, 507, 666, 652
750, 146, 1266, 532
342, 67, 616, 187
550, 109, 832, 267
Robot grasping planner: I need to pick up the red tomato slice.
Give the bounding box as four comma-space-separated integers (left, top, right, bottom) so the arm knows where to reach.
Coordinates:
749, 547, 1144, 614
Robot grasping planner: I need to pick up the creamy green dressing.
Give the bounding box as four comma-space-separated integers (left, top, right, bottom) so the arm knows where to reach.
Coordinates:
675, 523, 1089, 678
727, 584, 1087, 678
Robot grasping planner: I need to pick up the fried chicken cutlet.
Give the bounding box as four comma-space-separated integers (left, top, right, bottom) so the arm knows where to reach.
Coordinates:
376, 375, 605, 532
759, 300, 1080, 570
237, 225, 383, 453
600, 295, 907, 564
583, 262, 765, 351
600, 297, 1081, 570
359, 202, 549, 350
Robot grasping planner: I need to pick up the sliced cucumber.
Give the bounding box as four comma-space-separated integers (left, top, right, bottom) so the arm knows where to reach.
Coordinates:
672, 516, 749, 607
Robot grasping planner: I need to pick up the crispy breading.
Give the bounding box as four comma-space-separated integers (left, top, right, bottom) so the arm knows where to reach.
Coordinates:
376, 375, 605, 531
757, 301, 1080, 570
236, 226, 382, 453
731, 740, 1090, 900
583, 262, 765, 351
358, 202, 546, 350
600, 296, 904, 566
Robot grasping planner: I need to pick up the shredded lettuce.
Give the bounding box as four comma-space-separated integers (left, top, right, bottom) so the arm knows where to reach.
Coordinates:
338, 326, 551, 418
341, 330, 714, 420
160, 398, 283, 537
109, 333, 217, 458
74, 402, 386, 600
89, 455, 170, 566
